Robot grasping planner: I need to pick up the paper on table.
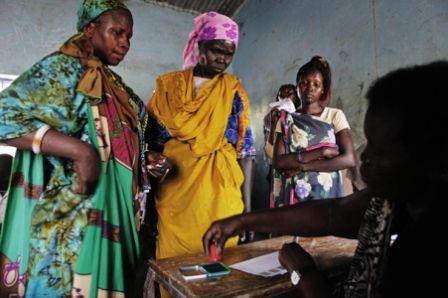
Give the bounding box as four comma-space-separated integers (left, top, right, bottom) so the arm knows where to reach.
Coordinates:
229, 251, 288, 277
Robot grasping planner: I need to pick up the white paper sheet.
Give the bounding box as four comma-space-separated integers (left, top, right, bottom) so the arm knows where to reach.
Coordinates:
268, 98, 296, 113
229, 251, 288, 277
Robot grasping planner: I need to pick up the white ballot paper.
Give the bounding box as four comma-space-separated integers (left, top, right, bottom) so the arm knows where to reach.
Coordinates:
268, 98, 296, 113
229, 251, 288, 277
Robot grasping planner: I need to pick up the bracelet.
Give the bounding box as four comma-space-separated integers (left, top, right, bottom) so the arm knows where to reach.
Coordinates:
295, 151, 304, 163
32, 124, 51, 154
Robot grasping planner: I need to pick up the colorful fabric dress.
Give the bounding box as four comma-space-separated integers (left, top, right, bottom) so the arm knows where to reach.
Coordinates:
0, 33, 149, 297
271, 111, 344, 207
148, 68, 255, 259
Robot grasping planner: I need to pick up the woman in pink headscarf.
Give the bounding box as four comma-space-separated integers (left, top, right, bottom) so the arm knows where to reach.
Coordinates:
147, 11, 256, 270
182, 12, 239, 69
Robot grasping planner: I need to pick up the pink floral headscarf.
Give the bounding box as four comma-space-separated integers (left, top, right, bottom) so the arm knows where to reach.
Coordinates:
182, 11, 239, 69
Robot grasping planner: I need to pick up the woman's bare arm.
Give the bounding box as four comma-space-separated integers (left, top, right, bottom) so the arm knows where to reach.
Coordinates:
4, 129, 100, 195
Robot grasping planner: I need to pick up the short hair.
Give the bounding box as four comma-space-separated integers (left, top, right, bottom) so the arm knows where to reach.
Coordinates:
366, 61, 448, 179
277, 84, 296, 96
296, 56, 332, 104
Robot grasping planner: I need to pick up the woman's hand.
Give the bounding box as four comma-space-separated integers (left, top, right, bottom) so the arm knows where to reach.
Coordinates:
278, 242, 316, 273
202, 215, 242, 256
319, 147, 339, 159
71, 142, 101, 195
3, 129, 101, 195
302, 146, 339, 163
145, 150, 172, 179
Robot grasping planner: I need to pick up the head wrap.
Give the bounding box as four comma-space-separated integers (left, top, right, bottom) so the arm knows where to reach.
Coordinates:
182, 11, 239, 69
77, 0, 129, 32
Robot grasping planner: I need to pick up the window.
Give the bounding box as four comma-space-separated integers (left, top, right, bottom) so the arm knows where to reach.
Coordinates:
0, 73, 18, 155
0, 73, 17, 92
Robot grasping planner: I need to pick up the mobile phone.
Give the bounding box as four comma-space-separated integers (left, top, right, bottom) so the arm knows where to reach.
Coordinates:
179, 262, 231, 281
201, 262, 231, 278
179, 265, 207, 281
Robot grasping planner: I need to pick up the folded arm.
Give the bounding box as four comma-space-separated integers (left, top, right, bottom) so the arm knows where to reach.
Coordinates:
273, 128, 355, 173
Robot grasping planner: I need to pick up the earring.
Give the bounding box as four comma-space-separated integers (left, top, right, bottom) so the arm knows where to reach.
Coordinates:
199, 54, 207, 65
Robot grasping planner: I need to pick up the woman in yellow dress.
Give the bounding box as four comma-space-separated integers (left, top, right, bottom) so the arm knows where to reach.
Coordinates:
147, 12, 256, 261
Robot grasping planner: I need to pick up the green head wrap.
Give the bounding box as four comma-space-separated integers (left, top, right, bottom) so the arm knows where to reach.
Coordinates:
77, 0, 130, 32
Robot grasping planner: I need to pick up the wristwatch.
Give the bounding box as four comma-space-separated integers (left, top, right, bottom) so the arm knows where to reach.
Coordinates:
290, 266, 316, 286
290, 269, 301, 286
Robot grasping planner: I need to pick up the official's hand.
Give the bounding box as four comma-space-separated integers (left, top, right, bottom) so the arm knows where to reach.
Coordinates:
278, 242, 316, 273
202, 215, 242, 256
71, 143, 101, 195
280, 243, 330, 296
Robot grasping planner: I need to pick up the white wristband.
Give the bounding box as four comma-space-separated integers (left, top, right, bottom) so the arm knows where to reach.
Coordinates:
32, 124, 51, 154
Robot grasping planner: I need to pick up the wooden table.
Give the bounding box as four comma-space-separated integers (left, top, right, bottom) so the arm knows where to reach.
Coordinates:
144, 236, 358, 298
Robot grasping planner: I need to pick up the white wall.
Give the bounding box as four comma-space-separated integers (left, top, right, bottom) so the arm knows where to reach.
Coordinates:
234, 0, 448, 146
0, 0, 195, 101
232, 0, 448, 207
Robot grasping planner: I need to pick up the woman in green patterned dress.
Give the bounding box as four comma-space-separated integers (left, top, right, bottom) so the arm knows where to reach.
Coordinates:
0, 0, 161, 296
